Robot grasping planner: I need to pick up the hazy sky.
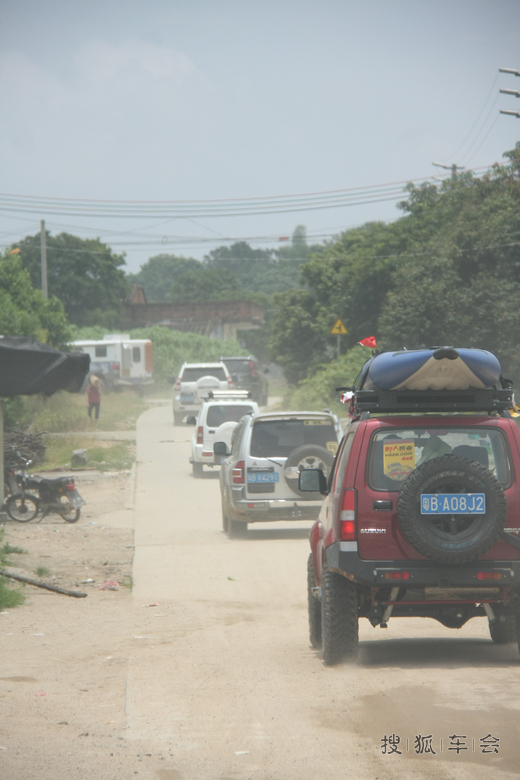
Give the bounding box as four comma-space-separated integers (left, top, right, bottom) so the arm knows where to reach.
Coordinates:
1, 0, 519, 273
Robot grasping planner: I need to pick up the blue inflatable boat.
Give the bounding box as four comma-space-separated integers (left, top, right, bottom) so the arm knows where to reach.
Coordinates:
358, 347, 502, 392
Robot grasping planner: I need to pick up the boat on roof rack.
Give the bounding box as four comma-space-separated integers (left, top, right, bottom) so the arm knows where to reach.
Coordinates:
359, 346, 503, 392
339, 347, 515, 417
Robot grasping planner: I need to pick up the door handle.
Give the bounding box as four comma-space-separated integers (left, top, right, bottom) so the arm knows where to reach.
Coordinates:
373, 500, 393, 511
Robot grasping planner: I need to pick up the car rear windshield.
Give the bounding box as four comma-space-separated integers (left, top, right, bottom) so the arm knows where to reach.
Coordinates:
207, 405, 254, 426
250, 419, 337, 457
368, 426, 512, 490
222, 359, 253, 376
182, 367, 227, 382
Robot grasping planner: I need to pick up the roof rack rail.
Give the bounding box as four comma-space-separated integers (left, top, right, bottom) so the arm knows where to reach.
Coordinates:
203, 390, 253, 400
353, 388, 514, 415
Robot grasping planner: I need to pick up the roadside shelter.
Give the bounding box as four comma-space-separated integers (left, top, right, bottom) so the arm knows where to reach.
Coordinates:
0, 336, 90, 505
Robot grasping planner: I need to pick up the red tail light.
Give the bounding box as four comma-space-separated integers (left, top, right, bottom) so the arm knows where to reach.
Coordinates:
175, 377, 182, 389
112, 362, 120, 371
340, 488, 357, 540
232, 460, 245, 484
197, 426, 203, 445
227, 375, 233, 386
477, 572, 502, 581
250, 360, 257, 377
67, 479, 75, 490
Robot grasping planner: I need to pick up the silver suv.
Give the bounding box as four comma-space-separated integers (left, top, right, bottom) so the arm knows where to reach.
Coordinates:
172, 362, 234, 425
216, 410, 343, 537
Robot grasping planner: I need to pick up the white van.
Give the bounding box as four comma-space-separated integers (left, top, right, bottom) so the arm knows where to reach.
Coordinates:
71, 334, 153, 392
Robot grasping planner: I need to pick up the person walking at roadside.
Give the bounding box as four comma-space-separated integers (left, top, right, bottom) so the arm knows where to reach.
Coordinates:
86, 375, 102, 421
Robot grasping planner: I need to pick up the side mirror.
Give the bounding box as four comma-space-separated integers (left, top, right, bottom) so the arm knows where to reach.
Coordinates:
299, 468, 327, 494
214, 441, 229, 456
186, 416, 197, 426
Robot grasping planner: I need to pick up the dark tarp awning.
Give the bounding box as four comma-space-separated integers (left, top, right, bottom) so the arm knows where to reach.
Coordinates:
0, 336, 91, 397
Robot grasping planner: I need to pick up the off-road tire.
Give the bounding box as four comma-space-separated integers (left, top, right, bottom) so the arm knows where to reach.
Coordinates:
6, 494, 39, 523
397, 454, 507, 565
227, 516, 247, 538
489, 616, 517, 644
307, 554, 322, 649
284, 445, 334, 498
321, 568, 358, 665
192, 462, 203, 478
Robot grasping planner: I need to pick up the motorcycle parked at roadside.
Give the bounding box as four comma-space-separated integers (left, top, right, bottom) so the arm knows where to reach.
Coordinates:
5, 456, 86, 523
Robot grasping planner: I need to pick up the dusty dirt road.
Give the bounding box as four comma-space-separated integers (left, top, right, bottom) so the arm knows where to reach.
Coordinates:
1, 402, 519, 780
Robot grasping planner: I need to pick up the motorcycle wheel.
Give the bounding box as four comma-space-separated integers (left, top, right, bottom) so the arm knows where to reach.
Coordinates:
6, 494, 39, 522
58, 495, 80, 523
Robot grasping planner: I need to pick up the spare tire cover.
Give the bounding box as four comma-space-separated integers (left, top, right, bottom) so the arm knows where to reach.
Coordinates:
196, 375, 221, 400
397, 454, 507, 564
284, 444, 334, 498
213, 421, 238, 452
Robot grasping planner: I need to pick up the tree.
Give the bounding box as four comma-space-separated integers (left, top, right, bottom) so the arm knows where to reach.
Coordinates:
268, 144, 520, 384
12, 232, 129, 328
127, 253, 201, 301
268, 289, 328, 383
0, 250, 70, 347
170, 267, 241, 302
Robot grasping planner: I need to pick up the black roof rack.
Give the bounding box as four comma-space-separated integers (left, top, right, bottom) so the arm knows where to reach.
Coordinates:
353, 388, 514, 415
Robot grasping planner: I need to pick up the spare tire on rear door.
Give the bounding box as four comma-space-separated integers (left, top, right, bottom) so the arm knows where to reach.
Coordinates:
195, 375, 221, 401
284, 444, 334, 498
397, 454, 507, 565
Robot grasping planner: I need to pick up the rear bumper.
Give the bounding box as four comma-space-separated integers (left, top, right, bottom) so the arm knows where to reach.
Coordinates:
231, 498, 322, 523
326, 542, 520, 589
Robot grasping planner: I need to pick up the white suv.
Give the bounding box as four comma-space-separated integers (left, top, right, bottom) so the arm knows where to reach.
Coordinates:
172, 362, 234, 425
188, 391, 259, 477
216, 410, 343, 536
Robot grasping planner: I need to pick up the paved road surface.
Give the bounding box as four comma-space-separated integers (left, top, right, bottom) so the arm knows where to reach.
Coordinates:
128, 404, 520, 779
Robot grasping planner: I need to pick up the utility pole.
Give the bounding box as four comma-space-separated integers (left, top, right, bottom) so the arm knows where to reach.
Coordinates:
432, 162, 464, 178
499, 67, 520, 119
40, 219, 48, 298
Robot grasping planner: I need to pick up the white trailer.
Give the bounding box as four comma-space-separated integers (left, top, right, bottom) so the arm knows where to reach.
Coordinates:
71, 334, 153, 391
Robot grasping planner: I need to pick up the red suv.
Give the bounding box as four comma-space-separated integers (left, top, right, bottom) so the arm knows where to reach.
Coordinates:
301, 386, 520, 665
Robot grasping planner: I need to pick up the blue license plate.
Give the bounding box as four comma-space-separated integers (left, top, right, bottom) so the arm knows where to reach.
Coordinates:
247, 472, 279, 484
421, 493, 486, 514
180, 394, 194, 403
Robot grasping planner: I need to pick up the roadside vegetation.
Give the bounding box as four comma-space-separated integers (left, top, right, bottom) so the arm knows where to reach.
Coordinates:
4, 144, 520, 419
269, 144, 520, 386
0, 530, 26, 609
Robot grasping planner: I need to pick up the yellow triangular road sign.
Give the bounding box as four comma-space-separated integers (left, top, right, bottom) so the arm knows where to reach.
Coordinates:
330, 318, 348, 335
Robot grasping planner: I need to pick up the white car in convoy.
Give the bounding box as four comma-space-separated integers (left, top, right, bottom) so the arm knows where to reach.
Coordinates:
188, 391, 259, 477
171, 362, 234, 425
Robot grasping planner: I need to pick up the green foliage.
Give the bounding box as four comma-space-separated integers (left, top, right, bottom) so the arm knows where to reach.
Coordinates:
129, 325, 248, 381
12, 232, 129, 328
170, 267, 241, 301
0, 530, 26, 609
284, 346, 370, 412
268, 289, 329, 384
201, 229, 319, 296
0, 252, 71, 347
269, 144, 520, 386
127, 253, 201, 301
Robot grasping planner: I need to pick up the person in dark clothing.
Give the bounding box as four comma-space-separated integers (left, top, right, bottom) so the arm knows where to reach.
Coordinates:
86, 375, 102, 420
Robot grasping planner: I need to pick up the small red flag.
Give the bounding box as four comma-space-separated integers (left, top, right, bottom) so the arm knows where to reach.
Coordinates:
359, 336, 377, 348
